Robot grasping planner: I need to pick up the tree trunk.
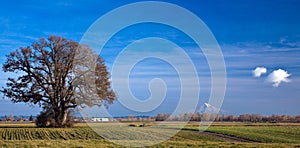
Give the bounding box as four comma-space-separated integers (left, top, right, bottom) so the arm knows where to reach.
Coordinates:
61, 110, 68, 126
54, 110, 68, 127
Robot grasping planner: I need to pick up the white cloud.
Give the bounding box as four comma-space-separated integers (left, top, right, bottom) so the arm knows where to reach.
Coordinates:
267, 69, 291, 87
252, 67, 267, 77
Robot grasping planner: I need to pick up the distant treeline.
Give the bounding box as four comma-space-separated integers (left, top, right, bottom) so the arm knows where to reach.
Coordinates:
0, 115, 34, 122
155, 113, 300, 123
1, 113, 300, 123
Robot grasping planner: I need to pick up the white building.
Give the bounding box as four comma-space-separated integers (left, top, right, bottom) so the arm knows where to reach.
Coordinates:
92, 118, 109, 122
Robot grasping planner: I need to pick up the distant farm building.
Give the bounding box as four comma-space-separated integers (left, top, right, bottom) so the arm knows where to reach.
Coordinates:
92, 118, 109, 122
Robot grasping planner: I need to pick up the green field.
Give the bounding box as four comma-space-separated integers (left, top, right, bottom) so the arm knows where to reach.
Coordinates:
0, 122, 300, 147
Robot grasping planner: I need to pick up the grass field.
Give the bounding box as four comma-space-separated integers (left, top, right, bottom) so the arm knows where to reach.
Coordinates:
0, 122, 299, 147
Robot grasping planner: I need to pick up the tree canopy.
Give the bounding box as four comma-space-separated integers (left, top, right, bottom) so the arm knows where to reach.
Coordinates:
1, 36, 117, 127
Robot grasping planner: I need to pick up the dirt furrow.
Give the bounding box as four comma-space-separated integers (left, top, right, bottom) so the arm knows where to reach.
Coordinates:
200, 131, 260, 143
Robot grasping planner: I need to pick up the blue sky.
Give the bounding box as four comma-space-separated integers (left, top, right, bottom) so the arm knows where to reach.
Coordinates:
0, 0, 300, 116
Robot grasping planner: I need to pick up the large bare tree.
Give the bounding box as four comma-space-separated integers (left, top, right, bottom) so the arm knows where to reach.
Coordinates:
1, 36, 117, 127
